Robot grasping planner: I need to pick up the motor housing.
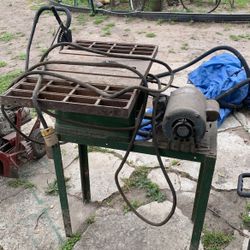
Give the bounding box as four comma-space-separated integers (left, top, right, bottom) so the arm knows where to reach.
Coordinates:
162, 85, 219, 143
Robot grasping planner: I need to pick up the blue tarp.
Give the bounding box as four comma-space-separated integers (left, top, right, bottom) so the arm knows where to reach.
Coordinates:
135, 108, 153, 141
188, 53, 248, 126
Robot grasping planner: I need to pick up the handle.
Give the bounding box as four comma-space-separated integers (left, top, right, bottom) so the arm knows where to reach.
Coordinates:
25, 5, 72, 70
237, 173, 250, 197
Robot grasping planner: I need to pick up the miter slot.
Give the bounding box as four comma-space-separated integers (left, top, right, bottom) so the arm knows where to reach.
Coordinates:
133, 49, 153, 55
72, 89, 100, 97
9, 90, 32, 98
99, 99, 128, 107
43, 86, 72, 94
17, 83, 37, 91
106, 91, 132, 100
67, 96, 97, 104
39, 93, 66, 101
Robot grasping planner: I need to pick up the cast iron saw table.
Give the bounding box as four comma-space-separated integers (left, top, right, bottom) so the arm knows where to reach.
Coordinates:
0, 40, 217, 250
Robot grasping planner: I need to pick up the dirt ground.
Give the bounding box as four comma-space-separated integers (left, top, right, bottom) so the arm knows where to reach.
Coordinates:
1, 0, 250, 250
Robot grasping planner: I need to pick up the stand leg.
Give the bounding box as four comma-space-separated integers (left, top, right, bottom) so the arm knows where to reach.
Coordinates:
190, 156, 216, 250
78, 144, 91, 202
52, 143, 72, 237
191, 162, 205, 222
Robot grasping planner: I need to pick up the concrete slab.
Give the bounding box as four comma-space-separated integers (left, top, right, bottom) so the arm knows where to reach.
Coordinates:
148, 169, 181, 190
74, 201, 203, 250
213, 132, 250, 190
65, 152, 134, 202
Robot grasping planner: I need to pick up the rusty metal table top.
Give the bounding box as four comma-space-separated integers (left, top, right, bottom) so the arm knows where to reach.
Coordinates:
0, 40, 158, 118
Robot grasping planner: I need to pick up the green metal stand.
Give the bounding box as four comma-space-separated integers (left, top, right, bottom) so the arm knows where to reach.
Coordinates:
52, 143, 72, 236
78, 144, 91, 202
52, 114, 217, 249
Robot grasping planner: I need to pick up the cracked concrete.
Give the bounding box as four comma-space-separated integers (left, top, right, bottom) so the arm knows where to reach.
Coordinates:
74, 202, 201, 250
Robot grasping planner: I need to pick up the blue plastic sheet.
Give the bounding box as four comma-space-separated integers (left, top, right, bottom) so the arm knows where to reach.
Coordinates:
188, 53, 248, 126
135, 108, 153, 141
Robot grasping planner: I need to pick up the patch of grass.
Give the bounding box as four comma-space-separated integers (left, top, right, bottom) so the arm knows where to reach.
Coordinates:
105, 22, 115, 28
235, 0, 249, 8
124, 16, 133, 23
168, 49, 176, 54
171, 159, 180, 166
145, 32, 156, 38
39, 47, 48, 56
88, 146, 111, 153
86, 215, 96, 224
60, 233, 81, 250
0, 32, 15, 42
101, 23, 115, 37
8, 179, 35, 189
29, 0, 47, 11
215, 32, 222, 36
123, 199, 143, 214
45, 177, 70, 196
18, 52, 26, 60
202, 229, 233, 250
124, 28, 130, 32
123, 166, 166, 202
229, 34, 250, 41
242, 202, 250, 226
156, 19, 165, 25
76, 13, 86, 24
0, 70, 22, 94
93, 14, 109, 25
0, 61, 7, 67
181, 43, 189, 50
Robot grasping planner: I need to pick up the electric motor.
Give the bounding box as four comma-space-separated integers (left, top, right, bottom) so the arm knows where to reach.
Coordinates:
162, 85, 219, 143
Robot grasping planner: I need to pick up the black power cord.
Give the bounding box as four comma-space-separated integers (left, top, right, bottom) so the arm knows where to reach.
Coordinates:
115, 75, 177, 226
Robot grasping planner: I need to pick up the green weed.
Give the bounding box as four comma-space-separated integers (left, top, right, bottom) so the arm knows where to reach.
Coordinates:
0, 32, 15, 42
18, 52, 26, 60
101, 23, 115, 36
215, 32, 222, 36
93, 14, 109, 25
0, 70, 22, 94
123, 166, 166, 202
76, 13, 86, 24
229, 34, 250, 41
8, 179, 35, 189
123, 200, 143, 214
86, 215, 96, 224
171, 159, 180, 166
29, 0, 47, 10
0, 61, 7, 67
242, 203, 250, 226
88, 146, 111, 153
146, 32, 156, 38
45, 177, 70, 196
202, 229, 233, 250
156, 19, 165, 25
60, 233, 81, 250
181, 43, 189, 50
